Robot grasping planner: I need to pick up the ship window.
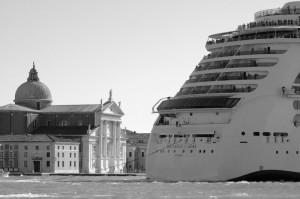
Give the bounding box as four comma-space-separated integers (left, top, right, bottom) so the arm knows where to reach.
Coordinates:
292, 86, 300, 95
253, 132, 260, 136
293, 101, 300, 110
263, 132, 271, 136
274, 132, 288, 137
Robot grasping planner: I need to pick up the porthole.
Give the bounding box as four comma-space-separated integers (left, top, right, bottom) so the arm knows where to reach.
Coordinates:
241, 132, 245, 136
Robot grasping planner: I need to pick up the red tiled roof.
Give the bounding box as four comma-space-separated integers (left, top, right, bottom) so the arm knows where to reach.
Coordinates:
0, 104, 39, 112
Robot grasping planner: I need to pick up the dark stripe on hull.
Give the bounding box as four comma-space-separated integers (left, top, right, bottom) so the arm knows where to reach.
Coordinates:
229, 170, 300, 182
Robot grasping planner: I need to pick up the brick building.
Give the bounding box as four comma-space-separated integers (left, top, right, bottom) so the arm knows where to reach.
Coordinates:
0, 64, 126, 173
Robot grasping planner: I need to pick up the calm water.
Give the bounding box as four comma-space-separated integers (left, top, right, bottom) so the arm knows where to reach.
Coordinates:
0, 175, 300, 198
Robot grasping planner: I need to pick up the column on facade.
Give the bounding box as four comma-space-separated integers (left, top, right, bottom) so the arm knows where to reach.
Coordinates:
112, 121, 117, 159
116, 122, 120, 158
95, 125, 102, 173
103, 121, 107, 158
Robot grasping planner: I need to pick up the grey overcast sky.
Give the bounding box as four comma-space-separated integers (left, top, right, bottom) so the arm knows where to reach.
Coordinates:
0, 0, 288, 133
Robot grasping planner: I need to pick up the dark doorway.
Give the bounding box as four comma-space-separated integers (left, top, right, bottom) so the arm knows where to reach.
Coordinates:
33, 161, 40, 172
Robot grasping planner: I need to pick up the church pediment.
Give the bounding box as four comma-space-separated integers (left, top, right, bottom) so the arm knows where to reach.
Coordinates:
102, 102, 124, 116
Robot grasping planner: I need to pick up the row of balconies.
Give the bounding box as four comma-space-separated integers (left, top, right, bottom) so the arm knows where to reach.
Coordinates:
203, 49, 286, 61
195, 61, 276, 72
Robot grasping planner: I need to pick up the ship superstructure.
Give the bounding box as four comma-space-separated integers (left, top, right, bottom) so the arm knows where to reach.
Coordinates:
146, 1, 300, 181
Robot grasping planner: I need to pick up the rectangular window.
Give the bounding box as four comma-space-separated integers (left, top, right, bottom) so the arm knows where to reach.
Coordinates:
24, 146, 28, 150
24, 152, 27, 157
57, 152, 59, 157
9, 152, 13, 158
0, 152, 3, 158
47, 120, 51, 126
47, 146, 50, 150
74, 161, 76, 167
47, 152, 50, 157
74, 146, 76, 150
9, 145, 13, 150
35, 146, 39, 150
0, 161, 3, 167
0, 145, 3, 150
70, 153, 72, 158
58, 146, 60, 150
62, 161, 64, 167
70, 146, 72, 150
62, 146, 64, 150
9, 161, 13, 167
69, 161, 72, 167
74, 153, 76, 158
62, 153, 64, 158
142, 151, 145, 158
47, 161, 50, 167
57, 161, 60, 167
129, 152, 132, 157
14, 145, 18, 150
24, 161, 27, 167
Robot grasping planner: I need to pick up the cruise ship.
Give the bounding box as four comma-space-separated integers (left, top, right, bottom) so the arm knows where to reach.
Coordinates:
146, 1, 300, 181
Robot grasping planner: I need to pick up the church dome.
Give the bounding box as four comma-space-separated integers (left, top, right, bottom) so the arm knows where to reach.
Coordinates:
14, 63, 52, 109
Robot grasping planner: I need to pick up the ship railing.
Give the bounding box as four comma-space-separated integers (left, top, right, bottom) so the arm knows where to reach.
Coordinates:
218, 74, 267, 81
206, 24, 299, 46
203, 49, 286, 60
226, 62, 276, 68
236, 49, 286, 56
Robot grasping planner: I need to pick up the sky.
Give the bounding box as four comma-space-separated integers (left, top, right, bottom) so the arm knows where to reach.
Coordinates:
0, 0, 288, 133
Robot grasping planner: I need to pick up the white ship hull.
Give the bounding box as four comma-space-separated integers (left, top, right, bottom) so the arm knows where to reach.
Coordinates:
146, 1, 300, 181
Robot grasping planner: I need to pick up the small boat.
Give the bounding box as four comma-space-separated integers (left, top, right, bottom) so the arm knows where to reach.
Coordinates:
0, 169, 9, 177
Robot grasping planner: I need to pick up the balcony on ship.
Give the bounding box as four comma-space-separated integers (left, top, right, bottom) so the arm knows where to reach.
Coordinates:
208, 84, 257, 94
218, 71, 268, 81
176, 83, 257, 97
206, 27, 300, 50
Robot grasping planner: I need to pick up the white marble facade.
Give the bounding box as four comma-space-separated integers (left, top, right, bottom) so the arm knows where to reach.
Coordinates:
82, 103, 126, 174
